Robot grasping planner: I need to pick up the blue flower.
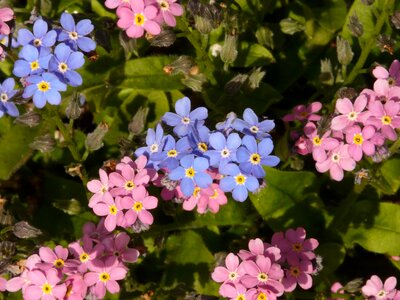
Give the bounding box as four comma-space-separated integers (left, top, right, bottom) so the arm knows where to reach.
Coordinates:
13, 45, 52, 78
233, 108, 275, 139
135, 124, 167, 169
48, 43, 85, 87
207, 131, 241, 169
162, 97, 208, 137
168, 154, 212, 197
215, 112, 237, 134
0, 78, 19, 117
17, 18, 56, 49
22, 72, 67, 108
219, 163, 259, 202
188, 125, 211, 156
236, 135, 279, 178
57, 13, 96, 52
153, 135, 190, 171
0, 34, 19, 49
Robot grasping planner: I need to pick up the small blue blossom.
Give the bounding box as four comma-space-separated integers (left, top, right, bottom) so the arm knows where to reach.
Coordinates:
57, 13, 96, 52
0, 78, 19, 117
215, 112, 237, 134
233, 108, 275, 139
162, 97, 208, 137
13, 45, 52, 78
188, 125, 211, 156
135, 124, 167, 169
22, 72, 67, 109
207, 131, 241, 169
17, 18, 57, 49
48, 43, 85, 87
236, 135, 280, 178
168, 154, 212, 197
153, 135, 190, 171
219, 163, 259, 202
0, 34, 19, 49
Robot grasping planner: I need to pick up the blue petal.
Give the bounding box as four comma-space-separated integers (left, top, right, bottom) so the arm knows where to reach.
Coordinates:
243, 108, 258, 125
60, 13, 75, 32
38, 54, 52, 70
258, 119, 275, 132
258, 138, 273, 156
207, 150, 221, 167
13, 60, 30, 77
46, 89, 62, 105
77, 37, 96, 52
190, 107, 208, 121
209, 132, 226, 150
242, 135, 258, 153
175, 97, 190, 116
42, 30, 57, 47
76, 19, 94, 35
180, 178, 194, 197
168, 166, 185, 180
193, 156, 209, 171
245, 176, 259, 192
232, 185, 248, 202
232, 119, 247, 132
22, 85, 36, 98
162, 112, 181, 126
48, 56, 59, 72
33, 19, 48, 38
238, 161, 252, 175
55, 43, 71, 62
252, 165, 265, 178
155, 123, 164, 143
220, 176, 236, 192
19, 45, 38, 61
261, 156, 280, 167
65, 70, 83, 87
17, 29, 34, 46
57, 31, 69, 42
236, 147, 249, 163
173, 124, 189, 137
33, 91, 47, 108
180, 154, 194, 168
4, 102, 19, 117
66, 51, 84, 69
2, 78, 15, 93
226, 132, 241, 150
145, 128, 156, 145
194, 172, 212, 188
220, 163, 240, 176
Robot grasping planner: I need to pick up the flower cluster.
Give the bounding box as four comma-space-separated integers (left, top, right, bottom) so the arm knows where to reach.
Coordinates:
211, 227, 319, 299
87, 155, 159, 232
284, 59, 400, 181
105, 0, 183, 38
4, 220, 138, 300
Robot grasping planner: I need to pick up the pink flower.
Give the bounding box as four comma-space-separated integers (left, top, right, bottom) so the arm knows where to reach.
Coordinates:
38, 245, 69, 271
282, 258, 314, 292
120, 185, 158, 226
102, 232, 140, 263
294, 135, 312, 155
104, 0, 130, 9
69, 240, 105, 273
196, 183, 228, 214
345, 125, 377, 161
238, 238, 280, 263
362, 275, 397, 300
315, 143, 356, 181
0, 7, 14, 35
109, 162, 150, 197
7, 254, 42, 292
152, 0, 184, 27
367, 100, 400, 141
116, 0, 161, 38
64, 275, 87, 300
82, 219, 112, 246
84, 257, 127, 299
0, 277, 6, 291
87, 168, 111, 208
23, 269, 66, 300
331, 96, 369, 131
92, 193, 124, 232
218, 283, 256, 300
304, 122, 339, 162
283, 102, 322, 122
328, 282, 345, 300
211, 253, 245, 284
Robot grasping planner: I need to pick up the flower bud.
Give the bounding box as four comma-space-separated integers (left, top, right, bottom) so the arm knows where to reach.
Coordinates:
377, 34, 395, 54
147, 28, 176, 47
336, 87, 358, 100
336, 36, 353, 66
347, 14, 363, 37
344, 278, 364, 293
164, 56, 195, 75
85, 122, 109, 151
320, 59, 334, 85
194, 16, 214, 34
14, 111, 41, 127
248, 68, 265, 89
119, 137, 134, 157
220, 34, 238, 64
280, 18, 305, 35
181, 73, 207, 92
29, 134, 55, 153
354, 168, 370, 185
0, 241, 15, 259
391, 11, 400, 29
255, 26, 274, 49
129, 106, 149, 135
224, 73, 248, 95
65, 93, 82, 120
13, 221, 42, 239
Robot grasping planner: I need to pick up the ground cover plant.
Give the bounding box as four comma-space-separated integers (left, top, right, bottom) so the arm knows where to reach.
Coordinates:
0, 0, 400, 299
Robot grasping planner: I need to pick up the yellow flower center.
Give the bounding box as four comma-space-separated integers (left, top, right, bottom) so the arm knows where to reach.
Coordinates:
353, 133, 363, 145
198, 142, 208, 152
80, 252, 89, 263
58, 62, 68, 73
257, 292, 268, 300
37, 81, 50, 92
0, 38, 5, 45
185, 167, 196, 178
159, 0, 170, 10
133, 201, 143, 212
210, 189, 219, 199
381, 115, 392, 125
250, 153, 261, 165
109, 205, 118, 215
292, 243, 303, 252
257, 272, 269, 282
236, 295, 246, 300
167, 149, 178, 157
312, 136, 322, 146
42, 283, 52, 295
30, 60, 40, 71
54, 258, 64, 268
99, 272, 110, 282
124, 180, 135, 191
193, 187, 201, 197
235, 174, 246, 185
290, 266, 300, 277
134, 13, 146, 26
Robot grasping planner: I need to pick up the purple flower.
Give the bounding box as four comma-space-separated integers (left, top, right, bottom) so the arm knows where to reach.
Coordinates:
22, 72, 67, 109
362, 275, 397, 300
162, 97, 208, 137
103, 232, 140, 263
282, 258, 314, 292
13, 45, 52, 78
188, 125, 211, 156
57, 13, 96, 52
168, 154, 212, 197
135, 123, 167, 169
219, 163, 259, 202
17, 18, 57, 49
0, 78, 19, 117
207, 131, 241, 169
236, 135, 279, 178
233, 108, 275, 139
48, 43, 85, 87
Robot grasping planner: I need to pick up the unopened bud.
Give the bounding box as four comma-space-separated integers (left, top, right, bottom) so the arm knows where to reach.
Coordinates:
147, 28, 176, 47
290, 156, 304, 171
220, 34, 238, 64
119, 137, 134, 157
320, 59, 334, 85
66, 93, 83, 120
354, 168, 370, 185
255, 26, 274, 49
65, 163, 83, 179
181, 73, 207, 92
194, 15, 214, 34
0, 241, 15, 258
280, 18, 305, 35
348, 14, 363, 37
164, 56, 195, 75
337, 87, 358, 100
336, 36, 353, 66
131, 219, 150, 233
248, 68, 265, 89
14, 111, 41, 127
224, 73, 248, 95
29, 134, 55, 153
391, 11, 400, 29
129, 106, 149, 135
85, 122, 109, 151
377, 34, 395, 55
344, 278, 363, 293
210, 43, 222, 57
13, 221, 42, 239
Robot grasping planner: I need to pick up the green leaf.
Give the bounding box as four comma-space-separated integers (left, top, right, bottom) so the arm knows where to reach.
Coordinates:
110, 56, 185, 91
144, 91, 170, 127
343, 201, 400, 255
52, 199, 82, 215
165, 230, 214, 264
249, 167, 325, 231
234, 42, 275, 67
317, 243, 346, 276
371, 158, 400, 195
91, 0, 115, 18
0, 120, 41, 180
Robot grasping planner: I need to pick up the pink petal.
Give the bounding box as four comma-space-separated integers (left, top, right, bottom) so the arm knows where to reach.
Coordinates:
211, 267, 229, 282
0, 8, 13, 21
315, 159, 331, 173
109, 267, 128, 280
335, 98, 353, 114
143, 20, 161, 35
339, 158, 356, 171
143, 195, 158, 209
372, 66, 389, 79
362, 141, 375, 156
105, 215, 117, 231
354, 94, 368, 112
116, 7, 134, 29
225, 253, 239, 271
248, 238, 264, 255
298, 273, 313, 290
138, 210, 154, 225
374, 79, 390, 96
39, 247, 57, 264
93, 203, 109, 216
24, 285, 43, 300
331, 115, 349, 131
106, 280, 120, 294
330, 164, 344, 181
384, 276, 397, 291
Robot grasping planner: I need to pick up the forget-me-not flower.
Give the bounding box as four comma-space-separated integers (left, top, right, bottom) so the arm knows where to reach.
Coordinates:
0, 78, 19, 117
206, 131, 241, 169
17, 18, 57, 49
233, 108, 275, 139
153, 135, 190, 171
13, 45, 52, 78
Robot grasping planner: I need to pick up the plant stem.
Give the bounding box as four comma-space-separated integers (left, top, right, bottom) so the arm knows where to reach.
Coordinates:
343, 0, 395, 85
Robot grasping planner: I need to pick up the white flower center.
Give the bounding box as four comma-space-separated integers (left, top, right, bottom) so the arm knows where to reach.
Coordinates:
150, 143, 159, 153
347, 111, 358, 121
220, 148, 230, 158
0, 93, 8, 102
